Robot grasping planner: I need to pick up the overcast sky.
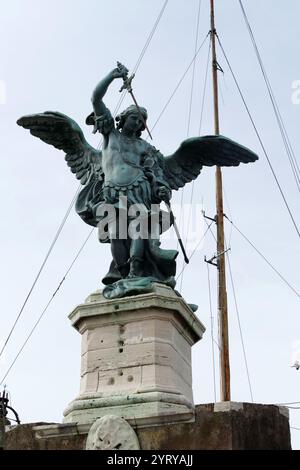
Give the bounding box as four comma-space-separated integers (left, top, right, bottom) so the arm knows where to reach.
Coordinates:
0, 0, 299, 449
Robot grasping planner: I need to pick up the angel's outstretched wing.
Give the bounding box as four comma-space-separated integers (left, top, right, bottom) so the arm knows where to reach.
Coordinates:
17, 111, 102, 185
155, 135, 258, 190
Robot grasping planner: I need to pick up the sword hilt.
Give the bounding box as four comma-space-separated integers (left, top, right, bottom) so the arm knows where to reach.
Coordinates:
117, 61, 135, 93
116, 61, 153, 140
119, 74, 135, 93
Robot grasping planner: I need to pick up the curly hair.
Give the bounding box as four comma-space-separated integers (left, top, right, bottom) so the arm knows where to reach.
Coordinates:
115, 105, 148, 137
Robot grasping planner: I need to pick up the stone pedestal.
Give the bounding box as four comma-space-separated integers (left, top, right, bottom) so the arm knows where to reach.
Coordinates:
63, 284, 205, 426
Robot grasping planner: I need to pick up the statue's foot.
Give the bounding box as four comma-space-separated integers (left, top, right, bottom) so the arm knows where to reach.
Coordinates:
102, 276, 177, 300
103, 276, 155, 299
127, 272, 139, 279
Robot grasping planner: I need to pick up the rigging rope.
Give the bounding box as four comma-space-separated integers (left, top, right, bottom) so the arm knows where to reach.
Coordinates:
206, 262, 217, 402
225, 216, 300, 299
150, 32, 210, 133
179, 0, 203, 290
180, 34, 211, 293
111, 0, 169, 122
0, 184, 81, 361
225, 242, 254, 402
198, 38, 212, 135
2, 200, 210, 384
203, 215, 254, 400
0, 1, 169, 366
238, 0, 300, 193
216, 35, 300, 240
176, 220, 212, 281
222, 188, 254, 400
187, 0, 203, 138
0, 229, 94, 386
223, 187, 233, 246
133, 0, 169, 74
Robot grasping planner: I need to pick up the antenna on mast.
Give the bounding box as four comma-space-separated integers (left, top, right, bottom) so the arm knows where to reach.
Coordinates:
210, 0, 231, 402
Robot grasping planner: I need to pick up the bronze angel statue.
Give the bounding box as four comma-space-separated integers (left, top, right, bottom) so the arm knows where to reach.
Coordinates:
17, 63, 258, 299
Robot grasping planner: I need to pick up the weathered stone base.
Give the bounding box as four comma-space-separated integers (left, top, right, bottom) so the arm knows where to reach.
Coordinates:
63, 284, 205, 427
63, 391, 194, 427
5, 403, 291, 450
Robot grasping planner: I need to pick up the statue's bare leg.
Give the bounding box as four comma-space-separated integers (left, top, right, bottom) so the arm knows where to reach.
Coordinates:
128, 238, 144, 277
110, 239, 129, 278
108, 221, 130, 278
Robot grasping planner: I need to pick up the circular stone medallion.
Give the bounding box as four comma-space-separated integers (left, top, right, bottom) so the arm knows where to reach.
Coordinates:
86, 415, 140, 450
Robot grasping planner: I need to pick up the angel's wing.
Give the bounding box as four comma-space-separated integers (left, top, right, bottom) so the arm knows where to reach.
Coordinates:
155, 135, 258, 190
17, 111, 102, 185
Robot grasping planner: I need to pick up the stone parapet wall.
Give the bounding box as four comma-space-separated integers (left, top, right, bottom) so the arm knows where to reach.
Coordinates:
5, 403, 291, 450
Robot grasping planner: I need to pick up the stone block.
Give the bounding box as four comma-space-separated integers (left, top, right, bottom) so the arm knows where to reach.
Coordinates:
63, 284, 205, 426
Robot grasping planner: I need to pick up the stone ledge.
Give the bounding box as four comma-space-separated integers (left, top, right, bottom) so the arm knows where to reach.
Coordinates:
63, 391, 194, 427
4, 402, 291, 450
214, 401, 244, 412
69, 284, 205, 343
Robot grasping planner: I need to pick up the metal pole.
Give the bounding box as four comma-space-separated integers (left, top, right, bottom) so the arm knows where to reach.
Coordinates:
210, 0, 231, 402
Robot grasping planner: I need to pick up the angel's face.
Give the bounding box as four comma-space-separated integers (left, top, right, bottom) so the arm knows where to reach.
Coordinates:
123, 112, 144, 134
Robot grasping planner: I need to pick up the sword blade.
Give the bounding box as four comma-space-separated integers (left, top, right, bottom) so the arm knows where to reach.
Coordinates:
129, 90, 153, 140
165, 201, 189, 264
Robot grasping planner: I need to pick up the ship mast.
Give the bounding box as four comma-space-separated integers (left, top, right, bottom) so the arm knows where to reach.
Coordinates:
210, 0, 231, 401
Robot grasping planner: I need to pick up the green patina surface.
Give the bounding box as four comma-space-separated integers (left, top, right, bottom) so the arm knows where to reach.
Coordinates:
17, 63, 258, 299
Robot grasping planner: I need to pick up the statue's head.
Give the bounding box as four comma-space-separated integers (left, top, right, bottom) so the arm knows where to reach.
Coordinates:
85, 105, 148, 137
116, 105, 148, 137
